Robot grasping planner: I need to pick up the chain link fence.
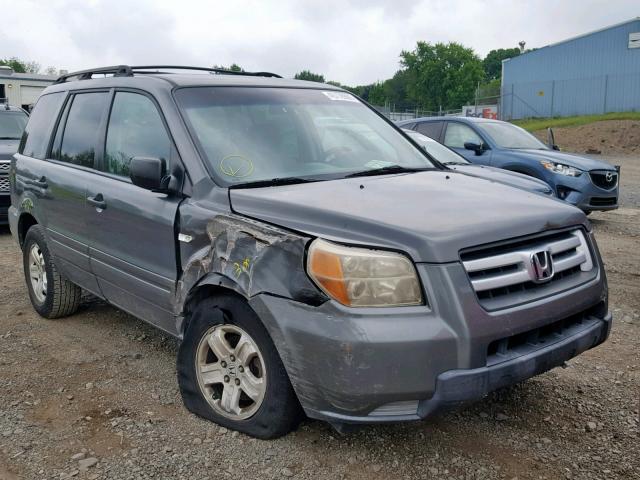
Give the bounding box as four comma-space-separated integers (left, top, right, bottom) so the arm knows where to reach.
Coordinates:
374, 71, 640, 123
373, 95, 500, 122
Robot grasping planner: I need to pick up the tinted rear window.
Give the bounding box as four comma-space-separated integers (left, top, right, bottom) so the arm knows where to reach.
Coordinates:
19, 93, 65, 159
415, 121, 443, 140
56, 92, 109, 168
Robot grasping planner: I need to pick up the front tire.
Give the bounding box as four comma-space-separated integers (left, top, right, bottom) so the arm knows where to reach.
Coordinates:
22, 225, 81, 318
177, 295, 302, 439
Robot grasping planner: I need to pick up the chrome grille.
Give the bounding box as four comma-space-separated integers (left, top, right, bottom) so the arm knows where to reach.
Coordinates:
589, 170, 618, 190
0, 161, 9, 172
0, 176, 9, 192
461, 230, 596, 309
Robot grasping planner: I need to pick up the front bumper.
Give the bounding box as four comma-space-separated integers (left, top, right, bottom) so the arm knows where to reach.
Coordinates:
249, 256, 610, 425
417, 312, 610, 421
550, 170, 619, 212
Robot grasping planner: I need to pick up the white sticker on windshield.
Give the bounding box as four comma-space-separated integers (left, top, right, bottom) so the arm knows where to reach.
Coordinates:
322, 91, 359, 102
365, 160, 396, 169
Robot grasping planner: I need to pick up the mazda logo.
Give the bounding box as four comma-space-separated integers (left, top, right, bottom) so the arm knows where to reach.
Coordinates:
605, 172, 614, 182
530, 250, 554, 283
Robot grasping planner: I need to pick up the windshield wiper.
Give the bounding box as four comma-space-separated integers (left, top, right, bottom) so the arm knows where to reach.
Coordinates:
443, 162, 469, 166
0, 136, 20, 140
345, 165, 431, 178
229, 177, 320, 189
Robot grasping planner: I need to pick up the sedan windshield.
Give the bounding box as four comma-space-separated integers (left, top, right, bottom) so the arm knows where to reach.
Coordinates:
0, 111, 28, 139
175, 87, 436, 185
478, 122, 548, 150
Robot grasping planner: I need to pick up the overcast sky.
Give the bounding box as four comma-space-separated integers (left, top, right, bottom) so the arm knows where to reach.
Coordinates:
1, 0, 638, 85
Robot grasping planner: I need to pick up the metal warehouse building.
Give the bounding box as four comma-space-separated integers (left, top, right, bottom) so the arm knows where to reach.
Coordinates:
501, 18, 640, 120
0, 66, 56, 111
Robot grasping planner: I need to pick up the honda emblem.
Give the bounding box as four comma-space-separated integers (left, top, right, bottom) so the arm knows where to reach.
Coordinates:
530, 250, 554, 283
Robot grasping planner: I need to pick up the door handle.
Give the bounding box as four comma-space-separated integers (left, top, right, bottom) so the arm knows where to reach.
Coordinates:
87, 193, 107, 210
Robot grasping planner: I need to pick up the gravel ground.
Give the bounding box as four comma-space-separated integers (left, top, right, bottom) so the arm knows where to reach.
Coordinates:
0, 155, 638, 480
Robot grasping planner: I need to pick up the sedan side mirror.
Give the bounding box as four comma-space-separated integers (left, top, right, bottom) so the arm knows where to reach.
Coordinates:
130, 156, 168, 192
464, 142, 485, 155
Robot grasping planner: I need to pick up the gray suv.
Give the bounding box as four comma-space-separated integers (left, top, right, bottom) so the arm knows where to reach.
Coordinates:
1, 101, 28, 224
10, 66, 612, 439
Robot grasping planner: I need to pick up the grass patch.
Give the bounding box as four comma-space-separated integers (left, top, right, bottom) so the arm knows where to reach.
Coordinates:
513, 112, 640, 132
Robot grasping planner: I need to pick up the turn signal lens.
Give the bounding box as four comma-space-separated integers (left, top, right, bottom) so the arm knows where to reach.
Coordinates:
307, 239, 423, 307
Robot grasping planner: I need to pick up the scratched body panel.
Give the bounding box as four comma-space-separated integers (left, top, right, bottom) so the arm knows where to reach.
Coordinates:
175, 211, 326, 325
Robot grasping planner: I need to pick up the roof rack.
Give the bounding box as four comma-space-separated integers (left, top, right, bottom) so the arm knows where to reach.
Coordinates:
54, 65, 282, 84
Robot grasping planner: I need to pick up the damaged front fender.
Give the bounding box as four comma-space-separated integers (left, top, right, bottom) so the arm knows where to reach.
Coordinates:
175, 214, 327, 333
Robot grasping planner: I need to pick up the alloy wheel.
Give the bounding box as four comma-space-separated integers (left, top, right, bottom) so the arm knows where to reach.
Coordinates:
28, 244, 47, 304
195, 324, 267, 420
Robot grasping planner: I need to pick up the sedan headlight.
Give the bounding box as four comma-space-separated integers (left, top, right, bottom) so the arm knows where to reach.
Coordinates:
540, 160, 582, 177
307, 239, 423, 307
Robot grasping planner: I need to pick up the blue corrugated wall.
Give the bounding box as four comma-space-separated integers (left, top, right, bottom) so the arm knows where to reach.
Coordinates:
501, 19, 640, 119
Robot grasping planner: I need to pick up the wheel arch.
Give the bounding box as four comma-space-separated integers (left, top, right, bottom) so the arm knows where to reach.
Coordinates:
17, 212, 38, 248
179, 273, 250, 337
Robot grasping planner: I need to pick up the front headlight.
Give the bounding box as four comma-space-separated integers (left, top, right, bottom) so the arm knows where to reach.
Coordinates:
307, 239, 423, 307
540, 160, 582, 177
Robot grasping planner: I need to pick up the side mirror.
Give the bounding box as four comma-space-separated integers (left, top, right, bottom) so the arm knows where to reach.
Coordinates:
130, 156, 167, 191
547, 127, 560, 150
464, 142, 484, 155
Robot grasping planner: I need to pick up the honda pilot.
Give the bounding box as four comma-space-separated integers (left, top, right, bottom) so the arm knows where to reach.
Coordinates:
10, 65, 612, 439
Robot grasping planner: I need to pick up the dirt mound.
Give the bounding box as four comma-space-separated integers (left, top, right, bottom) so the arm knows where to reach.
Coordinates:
533, 120, 640, 155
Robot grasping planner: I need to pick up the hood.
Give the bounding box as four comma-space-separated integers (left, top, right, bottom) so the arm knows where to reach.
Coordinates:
0, 139, 19, 161
514, 149, 615, 171
229, 171, 586, 263
449, 164, 552, 194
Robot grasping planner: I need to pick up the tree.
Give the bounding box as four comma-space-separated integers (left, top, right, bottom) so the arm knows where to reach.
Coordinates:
367, 81, 386, 105
212, 64, 244, 72
294, 70, 325, 83
482, 48, 520, 80
381, 70, 410, 108
44, 66, 59, 76
400, 42, 484, 111
0, 57, 40, 74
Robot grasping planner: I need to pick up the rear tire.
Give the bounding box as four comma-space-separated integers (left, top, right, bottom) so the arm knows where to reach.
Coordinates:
177, 294, 302, 439
22, 225, 82, 318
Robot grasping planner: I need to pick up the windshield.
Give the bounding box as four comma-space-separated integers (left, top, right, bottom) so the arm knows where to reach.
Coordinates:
404, 130, 469, 164
478, 122, 547, 150
175, 87, 436, 185
0, 111, 28, 139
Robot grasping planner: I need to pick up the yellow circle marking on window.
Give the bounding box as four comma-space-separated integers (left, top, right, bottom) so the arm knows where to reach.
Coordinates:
219, 154, 254, 178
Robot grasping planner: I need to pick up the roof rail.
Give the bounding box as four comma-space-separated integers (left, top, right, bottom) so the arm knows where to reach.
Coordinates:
131, 65, 282, 78
54, 64, 282, 84
54, 65, 133, 84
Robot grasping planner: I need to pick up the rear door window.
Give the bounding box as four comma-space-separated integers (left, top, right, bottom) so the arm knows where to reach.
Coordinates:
104, 92, 171, 177
415, 121, 444, 140
19, 93, 65, 159
55, 92, 109, 168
